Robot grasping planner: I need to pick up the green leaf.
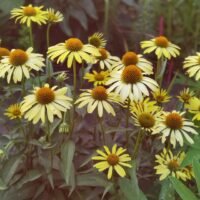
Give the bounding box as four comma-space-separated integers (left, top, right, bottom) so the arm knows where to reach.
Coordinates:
0, 178, 7, 190
119, 178, 135, 200
193, 159, 200, 194
1, 155, 22, 184
80, 0, 98, 19
169, 176, 198, 200
60, 140, 75, 185
159, 179, 175, 200
181, 148, 200, 167
16, 169, 42, 189
101, 182, 113, 200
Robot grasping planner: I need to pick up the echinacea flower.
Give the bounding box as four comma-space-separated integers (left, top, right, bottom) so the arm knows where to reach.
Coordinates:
21, 84, 72, 124
140, 36, 180, 59
183, 52, 200, 80
154, 148, 188, 181
152, 111, 198, 148
88, 32, 106, 48
10, 4, 47, 27
131, 98, 162, 132
47, 37, 100, 68
84, 70, 110, 86
186, 97, 200, 121
107, 65, 158, 102
75, 86, 118, 117
46, 8, 63, 24
151, 88, 171, 104
92, 144, 132, 179
0, 48, 45, 83
95, 48, 120, 70
177, 88, 194, 104
111, 51, 153, 75
0, 47, 10, 60
4, 103, 23, 119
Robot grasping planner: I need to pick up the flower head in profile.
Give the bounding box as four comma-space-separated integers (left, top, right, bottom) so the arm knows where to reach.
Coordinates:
177, 88, 194, 104
107, 65, 158, 102
11, 4, 47, 27
48, 37, 100, 68
55, 71, 69, 83
140, 36, 180, 59
186, 97, 200, 121
183, 52, 200, 80
95, 48, 120, 70
46, 8, 63, 24
21, 84, 72, 124
88, 32, 106, 48
152, 88, 171, 104
154, 148, 188, 181
75, 86, 119, 117
0, 48, 45, 83
111, 51, 153, 75
5, 103, 23, 119
131, 98, 162, 132
92, 144, 132, 179
84, 70, 110, 86
152, 111, 198, 148
0, 47, 10, 60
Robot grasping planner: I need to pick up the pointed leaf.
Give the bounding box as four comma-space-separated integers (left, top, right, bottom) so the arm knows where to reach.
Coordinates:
193, 159, 200, 194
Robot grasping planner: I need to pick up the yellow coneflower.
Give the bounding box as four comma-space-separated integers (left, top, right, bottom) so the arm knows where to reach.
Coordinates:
88, 32, 106, 48
186, 97, 200, 121
5, 103, 23, 119
10, 4, 47, 27
21, 84, 72, 124
92, 144, 132, 179
48, 37, 100, 68
151, 88, 171, 104
154, 148, 189, 181
84, 70, 110, 86
46, 8, 63, 24
141, 36, 180, 59
177, 88, 194, 104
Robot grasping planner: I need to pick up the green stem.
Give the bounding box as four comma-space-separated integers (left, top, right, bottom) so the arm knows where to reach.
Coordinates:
103, 0, 109, 36
22, 77, 26, 96
46, 119, 51, 143
29, 23, 34, 49
98, 117, 106, 145
125, 99, 130, 147
46, 24, 51, 49
80, 62, 84, 89
73, 61, 77, 100
167, 70, 178, 93
155, 57, 167, 86
132, 129, 145, 159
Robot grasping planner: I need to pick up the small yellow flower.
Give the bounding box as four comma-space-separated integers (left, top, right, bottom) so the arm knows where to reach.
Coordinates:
154, 148, 189, 181
10, 4, 47, 27
5, 104, 23, 119
152, 88, 171, 104
88, 32, 106, 48
186, 97, 200, 121
92, 144, 132, 179
177, 88, 194, 104
56, 71, 69, 83
141, 36, 180, 59
75, 86, 119, 117
21, 84, 72, 124
48, 37, 100, 68
130, 98, 162, 132
152, 111, 198, 148
183, 52, 200, 80
111, 51, 153, 75
46, 8, 63, 23
84, 70, 110, 86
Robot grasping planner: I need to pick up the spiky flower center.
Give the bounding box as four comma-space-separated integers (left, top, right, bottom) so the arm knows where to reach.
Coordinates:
94, 72, 104, 81
89, 36, 101, 48
23, 6, 37, 16
138, 113, 155, 128
121, 65, 142, 84
12, 108, 21, 116
65, 38, 83, 51
168, 159, 179, 171
180, 93, 191, 103
98, 48, 108, 60
0, 48, 10, 59
91, 86, 108, 100
36, 87, 55, 104
155, 95, 165, 103
9, 49, 28, 66
107, 154, 119, 166
122, 51, 138, 66
165, 113, 183, 129
155, 36, 169, 48
47, 13, 58, 22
